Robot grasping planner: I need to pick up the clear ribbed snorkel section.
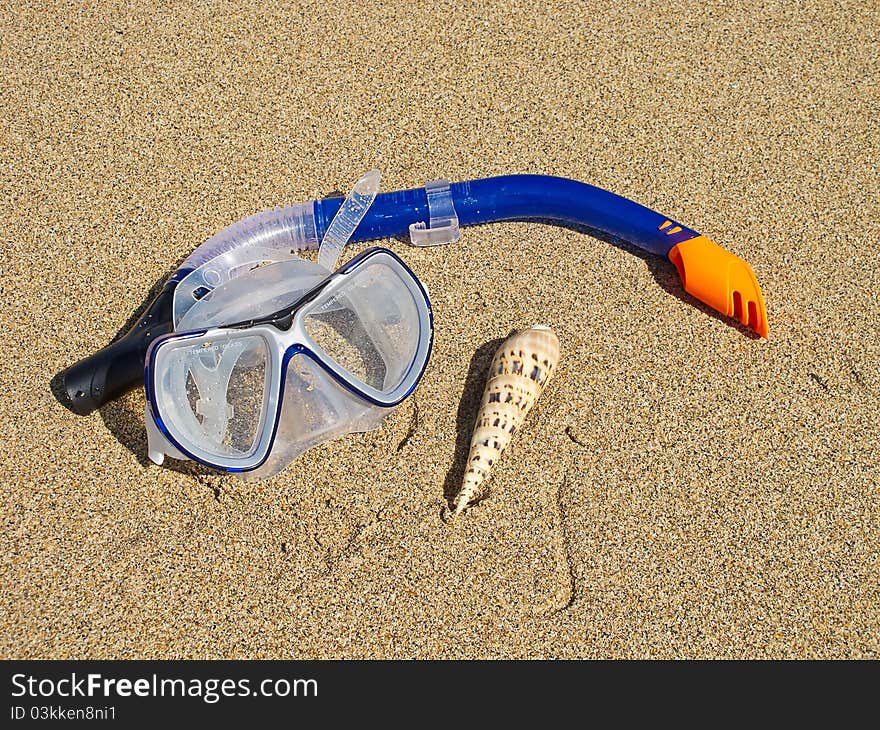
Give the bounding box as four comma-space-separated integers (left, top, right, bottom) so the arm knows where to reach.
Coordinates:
170, 201, 320, 327
173, 201, 319, 281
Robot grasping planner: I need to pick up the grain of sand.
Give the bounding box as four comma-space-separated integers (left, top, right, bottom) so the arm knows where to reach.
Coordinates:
1, 0, 878, 658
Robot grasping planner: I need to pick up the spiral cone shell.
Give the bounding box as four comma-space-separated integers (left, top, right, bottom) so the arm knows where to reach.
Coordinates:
453, 326, 560, 515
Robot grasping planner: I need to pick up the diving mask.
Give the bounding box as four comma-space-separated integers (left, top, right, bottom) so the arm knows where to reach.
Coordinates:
144, 247, 432, 476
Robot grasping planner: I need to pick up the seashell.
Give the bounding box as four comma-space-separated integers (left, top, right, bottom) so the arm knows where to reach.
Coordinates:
453, 325, 560, 515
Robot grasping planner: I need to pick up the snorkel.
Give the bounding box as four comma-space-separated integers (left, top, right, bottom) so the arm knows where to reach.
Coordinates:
60, 173, 768, 417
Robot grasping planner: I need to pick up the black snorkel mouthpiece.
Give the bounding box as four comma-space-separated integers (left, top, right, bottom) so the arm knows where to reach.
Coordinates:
60, 281, 177, 415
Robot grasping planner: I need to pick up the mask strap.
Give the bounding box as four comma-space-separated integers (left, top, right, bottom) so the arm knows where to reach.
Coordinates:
317, 169, 381, 272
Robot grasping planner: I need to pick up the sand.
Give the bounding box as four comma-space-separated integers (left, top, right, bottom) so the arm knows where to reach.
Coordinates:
1, 0, 878, 659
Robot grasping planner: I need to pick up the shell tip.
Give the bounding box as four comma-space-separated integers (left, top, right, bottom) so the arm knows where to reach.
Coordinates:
530, 324, 552, 331
453, 495, 470, 516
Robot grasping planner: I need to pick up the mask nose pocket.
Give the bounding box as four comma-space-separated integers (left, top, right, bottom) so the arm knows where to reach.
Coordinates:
245, 352, 391, 480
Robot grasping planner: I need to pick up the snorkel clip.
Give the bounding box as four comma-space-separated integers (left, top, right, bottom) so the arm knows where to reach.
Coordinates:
409, 179, 460, 246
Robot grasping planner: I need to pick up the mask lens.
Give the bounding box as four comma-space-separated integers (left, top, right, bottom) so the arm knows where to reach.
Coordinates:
152, 332, 272, 462
303, 259, 422, 394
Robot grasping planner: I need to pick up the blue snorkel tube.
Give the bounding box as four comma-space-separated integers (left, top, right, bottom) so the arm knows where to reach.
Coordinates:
317, 174, 695, 256
60, 174, 768, 415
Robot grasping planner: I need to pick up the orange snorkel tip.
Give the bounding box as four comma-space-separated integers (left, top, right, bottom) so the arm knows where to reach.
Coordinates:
668, 236, 769, 338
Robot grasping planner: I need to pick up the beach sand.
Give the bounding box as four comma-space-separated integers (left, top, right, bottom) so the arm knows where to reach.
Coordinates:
2, 0, 878, 658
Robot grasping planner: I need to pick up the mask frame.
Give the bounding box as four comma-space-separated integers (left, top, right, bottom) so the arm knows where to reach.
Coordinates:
144, 247, 433, 472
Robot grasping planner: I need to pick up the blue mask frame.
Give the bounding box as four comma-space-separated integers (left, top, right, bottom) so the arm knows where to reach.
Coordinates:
144, 247, 433, 472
